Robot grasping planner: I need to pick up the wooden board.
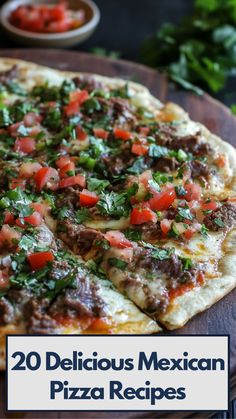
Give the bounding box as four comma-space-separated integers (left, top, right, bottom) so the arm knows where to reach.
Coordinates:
0, 49, 235, 419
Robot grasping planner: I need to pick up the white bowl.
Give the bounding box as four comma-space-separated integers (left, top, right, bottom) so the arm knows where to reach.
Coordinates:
0, 0, 100, 47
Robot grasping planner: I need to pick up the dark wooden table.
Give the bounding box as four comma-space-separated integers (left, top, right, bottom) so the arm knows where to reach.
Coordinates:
0, 49, 235, 419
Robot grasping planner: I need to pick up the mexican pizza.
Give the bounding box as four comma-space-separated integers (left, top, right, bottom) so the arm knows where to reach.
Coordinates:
0, 58, 236, 368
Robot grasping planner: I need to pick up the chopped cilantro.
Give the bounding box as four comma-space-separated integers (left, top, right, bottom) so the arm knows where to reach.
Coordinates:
140, 242, 174, 260
108, 258, 128, 270
43, 106, 61, 130
153, 171, 173, 185
124, 228, 141, 241
176, 207, 193, 221
127, 157, 148, 174
82, 98, 101, 114
75, 208, 91, 224
214, 218, 225, 227
0, 108, 12, 127
96, 191, 130, 218
175, 185, 187, 196
7, 82, 26, 96
181, 257, 193, 270
201, 223, 209, 237
148, 144, 169, 158
87, 178, 109, 193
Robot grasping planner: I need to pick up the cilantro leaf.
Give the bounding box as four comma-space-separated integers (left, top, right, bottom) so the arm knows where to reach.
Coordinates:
108, 258, 128, 270
75, 208, 91, 224
87, 178, 109, 193
96, 191, 130, 218
214, 218, 225, 227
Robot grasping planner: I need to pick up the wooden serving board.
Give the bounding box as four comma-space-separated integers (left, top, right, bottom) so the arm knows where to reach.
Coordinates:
0, 49, 235, 419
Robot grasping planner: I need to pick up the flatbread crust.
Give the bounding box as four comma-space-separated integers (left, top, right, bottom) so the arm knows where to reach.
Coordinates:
0, 58, 235, 339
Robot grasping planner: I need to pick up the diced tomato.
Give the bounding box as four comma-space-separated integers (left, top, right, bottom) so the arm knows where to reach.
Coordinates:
130, 205, 157, 225
19, 162, 42, 178
59, 161, 75, 178
3, 212, 15, 225
34, 167, 59, 191
8, 122, 24, 137
131, 143, 149, 156
197, 271, 205, 285
184, 183, 202, 201
50, 3, 66, 21
0, 270, 9, 289
201, 200, 217, 212
28, 251, 54, 271
56, 156, 71, 169
184, 227, 196, 240
14, 137, 36, 154
80, 189, 99, 206
0, 225, 20, 247
47, 18, 72, 33
149, 187, 176, 211
9, 178, 26, 190
76, 125, 87, 141
16, 211, 42, 228
139, 170, 152, 188
139, 126, 150, 135
215, 154, 226, 168
160, 219, 172, 235
30, 203, 48, 216
69, 90, 89, 104
10, 2, 84, 34
93, 128, 109, 140
64, 100, 79, 117
59, 174, 86, 189
23, 112, 42, 127
105, 230, 133, 249
113, 128, 132, 140
64, 90, 89, 117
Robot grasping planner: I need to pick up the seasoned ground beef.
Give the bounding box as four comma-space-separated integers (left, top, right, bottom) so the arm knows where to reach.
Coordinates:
188, 160, 210, 179
167, 134, 211, 156
204, 203, 236, 231
57, 220, 104, 255
25, 299, 59, 334
139, 222, 162, 241
153, 156, 179, 172
0, 65, 18, 84
73, 76, 102, 93
101, 141, 134, 177
0, 297, 15, 324
49, 274, 106, 318
56, 186, 81, 209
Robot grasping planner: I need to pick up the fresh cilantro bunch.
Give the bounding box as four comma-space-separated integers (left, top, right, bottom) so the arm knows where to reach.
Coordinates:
140, 0, 236, 94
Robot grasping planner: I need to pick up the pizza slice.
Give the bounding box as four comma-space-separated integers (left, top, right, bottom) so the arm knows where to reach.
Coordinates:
0, 188, 159, 368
